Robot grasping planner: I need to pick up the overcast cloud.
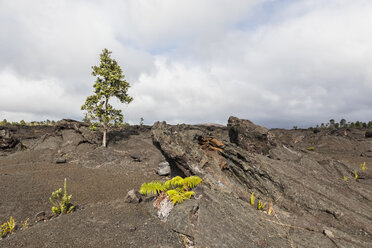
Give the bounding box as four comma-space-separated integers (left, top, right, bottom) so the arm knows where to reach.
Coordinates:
1, 0, 372, 128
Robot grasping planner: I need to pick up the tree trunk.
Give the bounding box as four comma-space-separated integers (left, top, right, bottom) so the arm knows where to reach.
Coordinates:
103, 98, 108, 147
102, 127, 107, 147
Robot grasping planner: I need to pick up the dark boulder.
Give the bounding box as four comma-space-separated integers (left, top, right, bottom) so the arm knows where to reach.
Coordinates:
365, 131, 372, 138
0, 129, 18, 149
227, 116, 275, 154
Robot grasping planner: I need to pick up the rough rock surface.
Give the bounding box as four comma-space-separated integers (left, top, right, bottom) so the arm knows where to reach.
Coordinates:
227, 116, 275, 154
152, 118, 372, 247
1, 118, 371, 247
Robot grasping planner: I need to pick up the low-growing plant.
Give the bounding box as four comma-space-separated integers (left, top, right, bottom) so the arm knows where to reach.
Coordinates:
343, 176, 348, 181
361, 162, 367, 171
257, 200, 266, 211
22, 219, 29, 229
49, 178, 75, 215
0, 216, 15, 238
306, 146, 315, 151
250, 192, 255, 206
354, 171, 358, 181
140, 176, 202, 206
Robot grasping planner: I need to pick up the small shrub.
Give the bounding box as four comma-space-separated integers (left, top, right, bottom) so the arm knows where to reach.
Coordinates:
306, 146, 315, 151
354, 171, 358, 181
49, 178, 75, 215
343, 176, 348, 181
0, 216, 15, 238
140, 176, 202, 206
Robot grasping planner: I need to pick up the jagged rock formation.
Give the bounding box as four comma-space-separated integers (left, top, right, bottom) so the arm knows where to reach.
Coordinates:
152, 117, 372, 247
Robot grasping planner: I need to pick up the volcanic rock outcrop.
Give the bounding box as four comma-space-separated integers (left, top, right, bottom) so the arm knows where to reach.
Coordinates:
151, 117, 372, 247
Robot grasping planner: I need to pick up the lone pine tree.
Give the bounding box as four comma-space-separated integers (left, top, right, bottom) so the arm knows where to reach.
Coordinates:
82, 48, 133, 147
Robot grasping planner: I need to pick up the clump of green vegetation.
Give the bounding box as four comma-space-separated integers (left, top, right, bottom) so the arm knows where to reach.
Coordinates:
0, 216, 15, 238
250, 192, 267, 211
140, 176, 202, 206
361, 162, 367, 171
343, 176, 348, 181
49, 178, 75, 215
250, 192, 255, 206
22, 219, 29, 229
257, 200, 266, 211
354, 171, 358, 181
306, 146, 315, 151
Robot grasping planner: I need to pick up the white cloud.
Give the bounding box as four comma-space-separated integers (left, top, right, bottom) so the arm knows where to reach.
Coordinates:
1, 0, 372, 128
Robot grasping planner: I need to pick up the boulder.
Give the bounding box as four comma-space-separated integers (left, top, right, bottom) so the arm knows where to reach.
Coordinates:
0, 129, 18, 149
365, 131, 372, 138
227, 116, 274, 154
55, 157, 67, 164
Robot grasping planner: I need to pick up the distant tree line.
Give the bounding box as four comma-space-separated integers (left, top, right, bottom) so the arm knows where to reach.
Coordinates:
0, 119, 56, 126
306, 119, 372, 129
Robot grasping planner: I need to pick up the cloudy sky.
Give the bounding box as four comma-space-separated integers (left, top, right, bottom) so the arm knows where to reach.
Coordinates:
1, 0, 372, 128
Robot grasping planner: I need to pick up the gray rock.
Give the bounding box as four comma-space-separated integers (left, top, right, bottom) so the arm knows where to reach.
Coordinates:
157, 161, 171, 176
124, 189, 142, 204
323, 229, 334, 238
55, 157, 67, 164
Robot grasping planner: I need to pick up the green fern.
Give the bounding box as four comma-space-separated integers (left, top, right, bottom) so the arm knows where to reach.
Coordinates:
140, 176, 202, 206
164, 176, 184, 189
139, 180, 166, 195
183, 191, 195, 199
183, 176, 203, 189
169, 193, 185, 206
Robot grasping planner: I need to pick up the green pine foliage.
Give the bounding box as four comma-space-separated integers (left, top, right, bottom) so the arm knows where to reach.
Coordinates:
140, 176, 202, 206
81, 48, 133, 147
49, 178, 75, 216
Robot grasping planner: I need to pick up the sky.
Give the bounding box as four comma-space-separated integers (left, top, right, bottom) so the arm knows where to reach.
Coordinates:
1, 0, 372, 128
